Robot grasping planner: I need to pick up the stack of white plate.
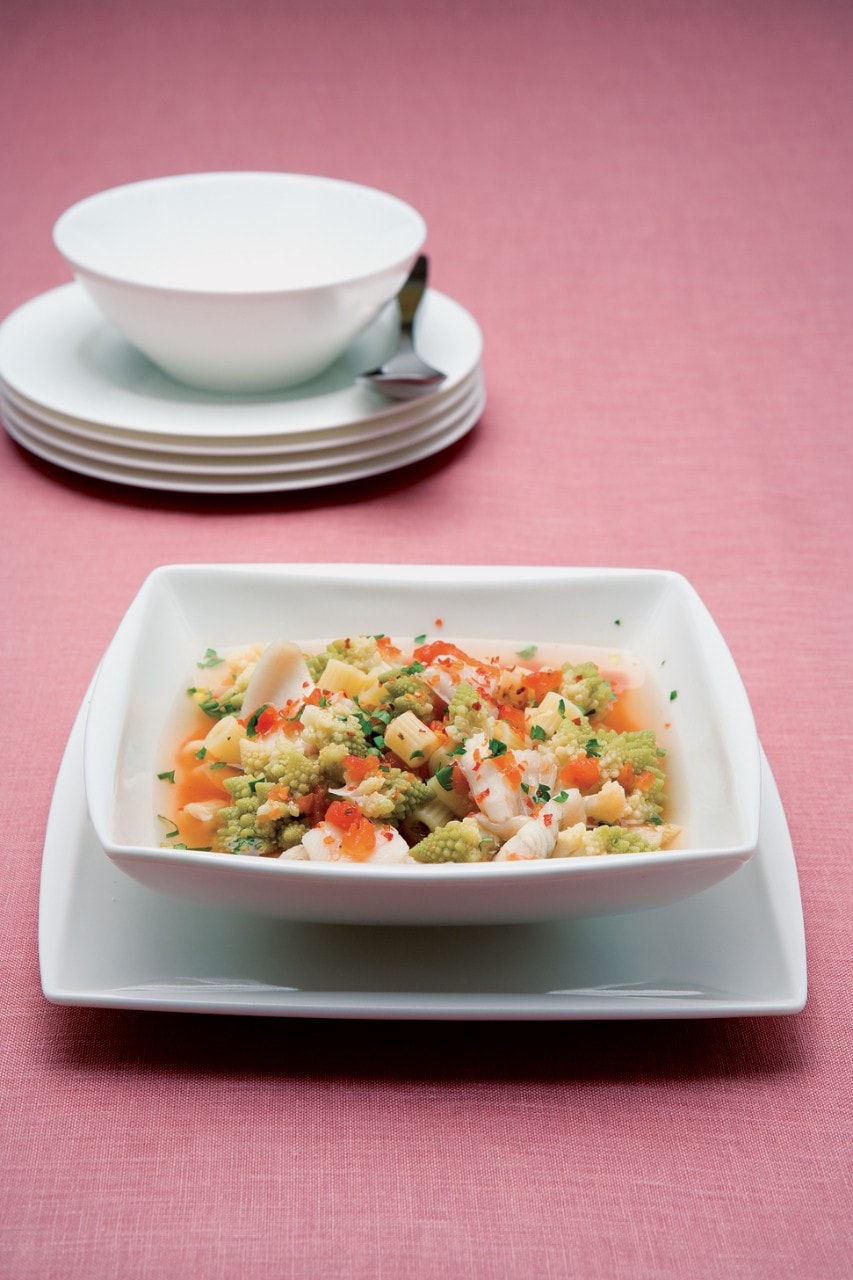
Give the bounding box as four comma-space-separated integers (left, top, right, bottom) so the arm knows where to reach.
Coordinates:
0, 284, 485, 494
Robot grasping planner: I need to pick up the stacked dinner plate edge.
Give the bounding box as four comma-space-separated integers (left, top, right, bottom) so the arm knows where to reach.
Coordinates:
0, 283, 486, 493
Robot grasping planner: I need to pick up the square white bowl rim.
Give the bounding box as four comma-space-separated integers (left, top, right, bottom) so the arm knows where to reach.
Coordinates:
82, 563, 762, 924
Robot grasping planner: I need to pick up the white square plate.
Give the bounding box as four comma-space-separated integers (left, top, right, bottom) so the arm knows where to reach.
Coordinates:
40, 689, 806, 1018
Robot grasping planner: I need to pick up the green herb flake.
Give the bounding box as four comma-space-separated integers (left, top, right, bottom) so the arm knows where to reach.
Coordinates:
534, 783, 552, 804
614, 619, 621, 626
516, 644, 538, 660
435, 765, 454, 792
194, 746, 207, 760
669, 690, 678, 701
210, 761, 228, 770
410, 749, 425, 760
157, 814, 179, 840
414, 633, 427, 645
197, 647, 224, 669
157, 770, 176, 783
552, 790, 569, 804
585, 739, 601, 758
487, 738, 508, 758
649, 814, 663, 826
529, 724, 547, 741
245, 704, 271, 738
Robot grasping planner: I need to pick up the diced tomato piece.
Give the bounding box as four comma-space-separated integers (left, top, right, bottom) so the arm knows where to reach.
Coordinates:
498, 704, 527, 736
325, 800, 363, 831
492, 751, 523, 790
340, 814, 377, 860
520, 668, 563, 704
616, 764, 635, 791
342, 754, 380, 783
559, 755, 601, 792
413, 640, 475, 666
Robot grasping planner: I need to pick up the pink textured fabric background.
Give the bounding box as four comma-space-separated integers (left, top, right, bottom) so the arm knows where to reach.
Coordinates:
1, 1, 851, 1276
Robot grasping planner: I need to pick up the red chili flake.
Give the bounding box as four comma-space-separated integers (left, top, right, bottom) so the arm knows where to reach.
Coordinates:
434, 618, 444, 628
471, 701, 482, 711
476, 789, 491, 802
543, 812, 554, 828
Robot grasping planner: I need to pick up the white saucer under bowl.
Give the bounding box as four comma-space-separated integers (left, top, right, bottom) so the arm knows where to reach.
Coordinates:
0, 283, 483, 441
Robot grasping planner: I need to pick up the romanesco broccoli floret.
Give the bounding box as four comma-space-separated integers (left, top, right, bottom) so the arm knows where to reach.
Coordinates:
598, 728, 665, 783
583, 825, 658, 856
306, 635, 380, 681
239, 740, 320, 794
408, 816, 496, 863
446, 680, 496, 742
559, 662, 614, 718
339, 765, 432, 822
215, 774, 277, 855
377, 667, 439, 721
550, 713, 596, 760
299, 703, 368, 757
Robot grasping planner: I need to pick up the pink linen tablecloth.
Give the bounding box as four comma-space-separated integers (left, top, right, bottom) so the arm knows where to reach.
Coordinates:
1, 1, 850, 1277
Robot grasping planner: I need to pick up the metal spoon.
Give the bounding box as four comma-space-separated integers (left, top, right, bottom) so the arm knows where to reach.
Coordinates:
358, 255, 446, 399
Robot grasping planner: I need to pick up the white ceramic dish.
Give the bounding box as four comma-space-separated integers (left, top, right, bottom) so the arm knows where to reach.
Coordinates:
0, 378, 482, 474
83, 565, 761, 924
1, 384, 484, 493
0, 284, 482, 441
0, 366, 481, 458
53, 173, 426, 392
40, 690, 807, 1018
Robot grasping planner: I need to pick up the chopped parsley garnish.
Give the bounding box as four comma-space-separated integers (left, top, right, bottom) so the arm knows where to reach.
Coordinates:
401, 660, 426, 675
487, 738, 508, 758
414, 633, 427, 645
197, 648, 224, 668
529, 724, 547, 742
669, 690, 678, 701
435, 765, 454, 791
584, 739, 601, 757
157, 814, 179, 839
244, 704, 271, 738
516, 644, 538, 659
194, 746, 207, 760
157, 770, 176, 783
210, 761, 228, 770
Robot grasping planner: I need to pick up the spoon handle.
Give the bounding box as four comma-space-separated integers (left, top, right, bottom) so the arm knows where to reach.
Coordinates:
397, 255, 429, 332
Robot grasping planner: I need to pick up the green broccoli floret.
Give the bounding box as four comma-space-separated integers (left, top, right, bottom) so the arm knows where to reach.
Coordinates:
551, 713, 595, 760
238, 740, 321, 795
446, 680, 496, 742
583, 825, 658, 856
300, 703, 369, 759
408, 816, 496, 863
597, 727, 666, 822
340, 764, 432, 822
216, 774, 277, 855
216, 774, 311, 855
306, 636, 380, 681
559, 662, 614, 718
377, 666, 439, 721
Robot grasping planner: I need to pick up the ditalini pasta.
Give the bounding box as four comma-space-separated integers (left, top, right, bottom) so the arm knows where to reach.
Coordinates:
157, 635, 679, 865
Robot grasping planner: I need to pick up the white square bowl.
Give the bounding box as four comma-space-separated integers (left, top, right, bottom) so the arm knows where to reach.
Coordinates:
83, 564, 761, 924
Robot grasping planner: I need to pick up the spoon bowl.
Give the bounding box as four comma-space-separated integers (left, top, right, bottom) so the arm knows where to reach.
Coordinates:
358, 256, 446, 399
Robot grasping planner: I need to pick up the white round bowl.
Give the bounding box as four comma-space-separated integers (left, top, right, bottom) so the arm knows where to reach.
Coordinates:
53, 172, 426, 393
